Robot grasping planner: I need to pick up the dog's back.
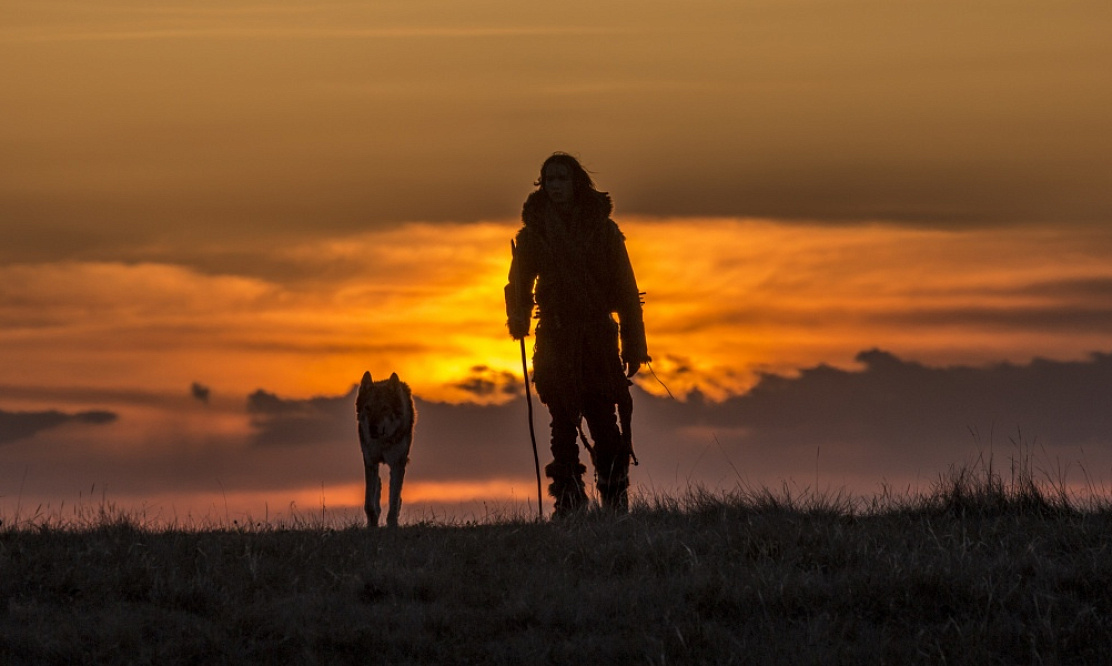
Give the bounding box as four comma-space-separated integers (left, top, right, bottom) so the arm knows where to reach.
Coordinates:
355, 371, 414, 526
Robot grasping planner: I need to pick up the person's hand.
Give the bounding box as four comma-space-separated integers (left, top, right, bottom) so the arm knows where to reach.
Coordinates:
507, 316, 530, 340
623, 352, 651, 378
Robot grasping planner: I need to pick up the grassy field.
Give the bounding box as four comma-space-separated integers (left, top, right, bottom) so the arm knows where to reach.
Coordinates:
3, 460, 1112, 665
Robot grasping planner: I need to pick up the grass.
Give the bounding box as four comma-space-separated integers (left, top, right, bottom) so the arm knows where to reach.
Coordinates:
3, 457, 1112, 665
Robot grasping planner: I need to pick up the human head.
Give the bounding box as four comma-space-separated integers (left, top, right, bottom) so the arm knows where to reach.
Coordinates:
536, 152, 597, 204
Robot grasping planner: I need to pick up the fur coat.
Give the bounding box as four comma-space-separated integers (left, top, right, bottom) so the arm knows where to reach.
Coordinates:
506, 189, 649, 404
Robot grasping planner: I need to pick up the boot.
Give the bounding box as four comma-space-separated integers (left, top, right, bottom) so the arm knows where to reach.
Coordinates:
546, 461, 588, 517
596, 457, 630, 512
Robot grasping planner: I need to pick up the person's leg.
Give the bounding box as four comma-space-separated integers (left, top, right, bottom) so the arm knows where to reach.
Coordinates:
582, 395, 629, 511
544, 398, 587, 516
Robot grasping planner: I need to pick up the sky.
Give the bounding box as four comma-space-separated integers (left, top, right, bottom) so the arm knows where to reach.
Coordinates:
2, 1, 1112, 525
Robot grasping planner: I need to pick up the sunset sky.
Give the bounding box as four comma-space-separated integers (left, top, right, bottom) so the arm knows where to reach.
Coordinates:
3, 1, 1111, 524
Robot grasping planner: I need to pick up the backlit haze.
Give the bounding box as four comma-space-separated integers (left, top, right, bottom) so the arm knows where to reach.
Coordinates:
3, 2, 1111, 524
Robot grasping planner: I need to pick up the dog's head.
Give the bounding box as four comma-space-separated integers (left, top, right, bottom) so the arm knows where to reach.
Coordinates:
356, 371, 408, 439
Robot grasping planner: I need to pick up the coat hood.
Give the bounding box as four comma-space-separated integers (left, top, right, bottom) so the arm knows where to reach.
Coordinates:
522, 189, 613, 228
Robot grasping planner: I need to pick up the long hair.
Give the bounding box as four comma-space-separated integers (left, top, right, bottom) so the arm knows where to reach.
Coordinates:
535, 152, 604, 204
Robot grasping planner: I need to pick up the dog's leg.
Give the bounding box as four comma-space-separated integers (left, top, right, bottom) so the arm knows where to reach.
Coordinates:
386, 461, 406, 528
364, 460, 382, 527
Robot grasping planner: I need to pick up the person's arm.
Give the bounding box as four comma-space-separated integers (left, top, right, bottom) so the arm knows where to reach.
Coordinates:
505, 232, 537, 340
611, 233, 650, 376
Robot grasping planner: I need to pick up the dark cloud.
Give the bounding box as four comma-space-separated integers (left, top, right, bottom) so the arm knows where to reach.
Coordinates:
8, 348, 1112, 516
617, 162, 1112, 229
6, 153, 1108, 273
1020, 277, 1112, 300
247, 389, 304, 416
240, 348, 1112, 493
409, 399, 540, 481
245, 384, 536, 482
190, 382, 211, 403
3, 2, 1108, 272
0, 409, 117, 445
719, 349, 1112, 445
450, 365, 522, 399
628, 349, 1112, 491
877, 306, 1112, 333
247, 387, 355, 448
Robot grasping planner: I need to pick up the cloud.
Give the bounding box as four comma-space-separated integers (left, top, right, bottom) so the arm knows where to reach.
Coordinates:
450, 365, 522, 399
3, 0, 1108, 273
709, 349, 1112, 445
190, 382, 210, 403
245, 385, 533, 482
246, 387, 355, 448
243, 347, 1112, 493
0, 231, 518, 403
0, 408, 117, 445
3, 25, 626, 45
7, 346, 1112, 522
6, 220, 1112, 412
630, 349, 1112, 493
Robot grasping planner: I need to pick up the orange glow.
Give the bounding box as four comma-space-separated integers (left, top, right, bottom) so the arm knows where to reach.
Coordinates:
626, 218, 1112, 399
4, 480, 537, 528
5, 220, 1112, 407
242, 480, 530, 508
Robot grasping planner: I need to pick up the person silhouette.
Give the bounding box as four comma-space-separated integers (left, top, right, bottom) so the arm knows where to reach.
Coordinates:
506, 153, 649, 515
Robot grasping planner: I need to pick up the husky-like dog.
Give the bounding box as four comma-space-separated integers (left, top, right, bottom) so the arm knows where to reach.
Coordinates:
355, 371, 414, 527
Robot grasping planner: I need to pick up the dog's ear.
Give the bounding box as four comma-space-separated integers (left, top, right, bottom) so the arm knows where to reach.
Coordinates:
356, 371, 373, 408
389, 372, 399, 385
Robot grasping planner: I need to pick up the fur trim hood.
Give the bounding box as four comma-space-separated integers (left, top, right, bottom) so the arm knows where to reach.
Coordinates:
521, 189, 613, 228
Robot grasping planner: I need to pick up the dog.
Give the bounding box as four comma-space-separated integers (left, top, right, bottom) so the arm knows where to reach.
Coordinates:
355, 371, 415, 527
